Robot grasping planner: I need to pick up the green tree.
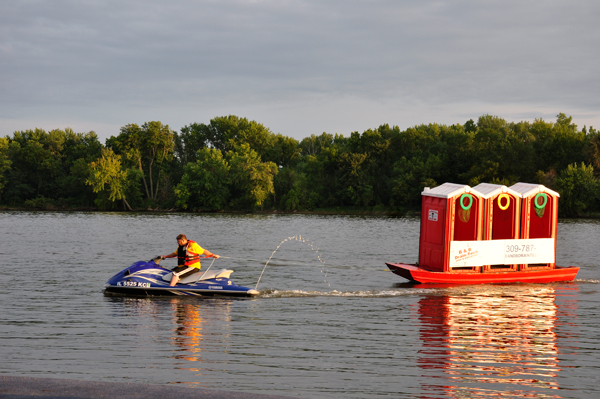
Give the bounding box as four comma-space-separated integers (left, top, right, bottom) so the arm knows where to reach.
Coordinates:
6, 128, 66, 200
299, 132, 343, 156
391, 155, 440, 208
344, 127, 393, 205
175, 148, 231, 211
337, 151, 373, 206
179, 116, 273, 161
87, 148, 135, 210
296, 134, 347, 207
276, 168, 307, 210
585, 127, 600, 177
227, 143, 278, 210
555, 163, 599, 216
435, 123, 475, 184
530, 114, 586, 173
463, 115, 535, 186
179, 116, 302, 168
0, 137, 12, 202
276, 155, 324, 210
175, 122, 210, 165
56, 129, 103, 206
264, 133, 301, 168
3, 128, 103, 206
385, 123, 456, 206
107, 121, 175, 203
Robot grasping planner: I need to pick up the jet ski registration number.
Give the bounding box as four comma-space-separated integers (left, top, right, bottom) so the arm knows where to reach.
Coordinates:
116, 281, 151, 288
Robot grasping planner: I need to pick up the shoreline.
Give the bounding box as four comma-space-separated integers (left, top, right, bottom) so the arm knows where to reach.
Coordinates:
0, 375, 299, 399
2, 206, 600, 218
0, 205, 416, 217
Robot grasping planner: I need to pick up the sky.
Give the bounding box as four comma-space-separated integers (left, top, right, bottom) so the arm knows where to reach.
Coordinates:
2, 0, 599, 143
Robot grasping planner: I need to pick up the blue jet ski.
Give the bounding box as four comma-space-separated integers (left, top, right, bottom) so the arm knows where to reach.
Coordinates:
104, 258, 259, 297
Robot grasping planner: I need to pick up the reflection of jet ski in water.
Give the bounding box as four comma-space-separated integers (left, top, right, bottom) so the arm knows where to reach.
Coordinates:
104, 258, 259, 297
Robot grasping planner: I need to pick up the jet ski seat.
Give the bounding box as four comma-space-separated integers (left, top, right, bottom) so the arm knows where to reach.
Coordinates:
161, 269, 234, 284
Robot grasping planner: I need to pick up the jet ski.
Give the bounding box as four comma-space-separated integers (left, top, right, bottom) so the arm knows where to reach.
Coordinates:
104, 258, 260, 297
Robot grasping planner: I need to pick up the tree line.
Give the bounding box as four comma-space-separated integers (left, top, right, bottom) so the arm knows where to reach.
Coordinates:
1, 113, 599, 216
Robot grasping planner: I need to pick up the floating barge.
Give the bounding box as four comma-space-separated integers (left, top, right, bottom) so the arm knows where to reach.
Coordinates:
386, 182, 579, 284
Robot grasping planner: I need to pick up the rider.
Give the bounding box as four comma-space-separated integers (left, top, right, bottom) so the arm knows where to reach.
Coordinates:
162, 234, 220, 286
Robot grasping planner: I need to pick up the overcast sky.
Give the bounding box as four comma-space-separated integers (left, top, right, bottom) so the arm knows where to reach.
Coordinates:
2, 0, 599, 142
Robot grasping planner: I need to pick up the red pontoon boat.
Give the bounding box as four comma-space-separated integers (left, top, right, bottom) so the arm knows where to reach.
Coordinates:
387, 182, 579, 284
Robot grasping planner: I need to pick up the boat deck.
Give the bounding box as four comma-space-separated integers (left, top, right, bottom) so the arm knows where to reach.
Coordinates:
386, 262, 579, 284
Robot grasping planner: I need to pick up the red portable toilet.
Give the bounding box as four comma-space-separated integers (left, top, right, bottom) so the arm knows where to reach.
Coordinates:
509, 183, 560, 270
419, 183, 483, 273
472, 183, 522, 272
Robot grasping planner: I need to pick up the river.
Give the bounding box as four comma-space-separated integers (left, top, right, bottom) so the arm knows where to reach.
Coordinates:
0, 211, 598, 398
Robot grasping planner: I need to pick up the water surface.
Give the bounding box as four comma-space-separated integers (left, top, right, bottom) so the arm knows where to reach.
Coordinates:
0, 212, 598, 398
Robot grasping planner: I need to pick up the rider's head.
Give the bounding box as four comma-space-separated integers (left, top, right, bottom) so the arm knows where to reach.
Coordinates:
176, 234, 188, 245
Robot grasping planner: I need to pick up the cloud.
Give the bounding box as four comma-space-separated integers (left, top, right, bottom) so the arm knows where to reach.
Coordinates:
2, 0, 599, 141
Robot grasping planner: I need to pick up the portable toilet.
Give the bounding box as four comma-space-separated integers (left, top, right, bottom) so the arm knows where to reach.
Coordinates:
419, 183, 483, 273
472, 183, 522, 272
509, 183, 560, 270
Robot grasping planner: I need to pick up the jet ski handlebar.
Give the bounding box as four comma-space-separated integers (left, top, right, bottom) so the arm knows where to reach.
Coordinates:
151, 256, 213, 264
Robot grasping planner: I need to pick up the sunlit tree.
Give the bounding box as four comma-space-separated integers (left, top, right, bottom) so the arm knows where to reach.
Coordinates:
87, 148, 134, 210
107, 121, 175, 203
227, 143, 278, 210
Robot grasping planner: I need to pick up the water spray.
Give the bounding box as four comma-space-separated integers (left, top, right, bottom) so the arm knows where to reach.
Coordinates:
254, 235, 329, 291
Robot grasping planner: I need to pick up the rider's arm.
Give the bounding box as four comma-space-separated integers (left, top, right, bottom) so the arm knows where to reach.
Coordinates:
203, 249, 220, 259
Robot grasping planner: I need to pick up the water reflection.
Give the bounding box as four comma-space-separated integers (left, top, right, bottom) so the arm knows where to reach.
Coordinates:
105, 297, 234, 372
169, 299, 233, 369
172, 301, 206, 362
416, 286, 578, 398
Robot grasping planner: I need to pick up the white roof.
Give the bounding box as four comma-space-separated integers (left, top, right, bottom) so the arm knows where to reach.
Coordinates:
422, 183, 471, 199
471, 183, 521, 199
509, 182, 560, 198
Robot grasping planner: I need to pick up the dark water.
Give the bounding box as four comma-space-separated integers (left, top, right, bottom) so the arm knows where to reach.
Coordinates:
0, 211, 599, 398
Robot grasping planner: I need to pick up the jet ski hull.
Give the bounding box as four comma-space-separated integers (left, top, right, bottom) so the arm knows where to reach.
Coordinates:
104, 260, 259, 298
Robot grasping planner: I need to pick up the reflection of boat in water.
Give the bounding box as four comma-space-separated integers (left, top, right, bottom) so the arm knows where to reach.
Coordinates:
104, 259, 259, 297
416, 286, 575, 395
170, 300, 233, 362
387, 182, 579, 284
108, 297, 235, 366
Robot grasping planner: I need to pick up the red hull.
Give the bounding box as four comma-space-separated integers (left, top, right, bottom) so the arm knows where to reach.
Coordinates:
386, 262, 579, 284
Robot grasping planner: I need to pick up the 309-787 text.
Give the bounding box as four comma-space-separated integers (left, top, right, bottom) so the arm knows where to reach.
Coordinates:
505, 245, 535, 253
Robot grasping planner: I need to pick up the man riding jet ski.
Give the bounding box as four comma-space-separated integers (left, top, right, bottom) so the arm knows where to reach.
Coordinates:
160, 234, 219, 286
104, 234, 258, 297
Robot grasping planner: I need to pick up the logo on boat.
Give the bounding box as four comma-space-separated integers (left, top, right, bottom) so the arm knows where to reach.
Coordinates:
454, 247, 478, 262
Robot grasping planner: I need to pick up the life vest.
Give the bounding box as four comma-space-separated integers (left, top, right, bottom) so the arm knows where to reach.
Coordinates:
177, 240, 202, 268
